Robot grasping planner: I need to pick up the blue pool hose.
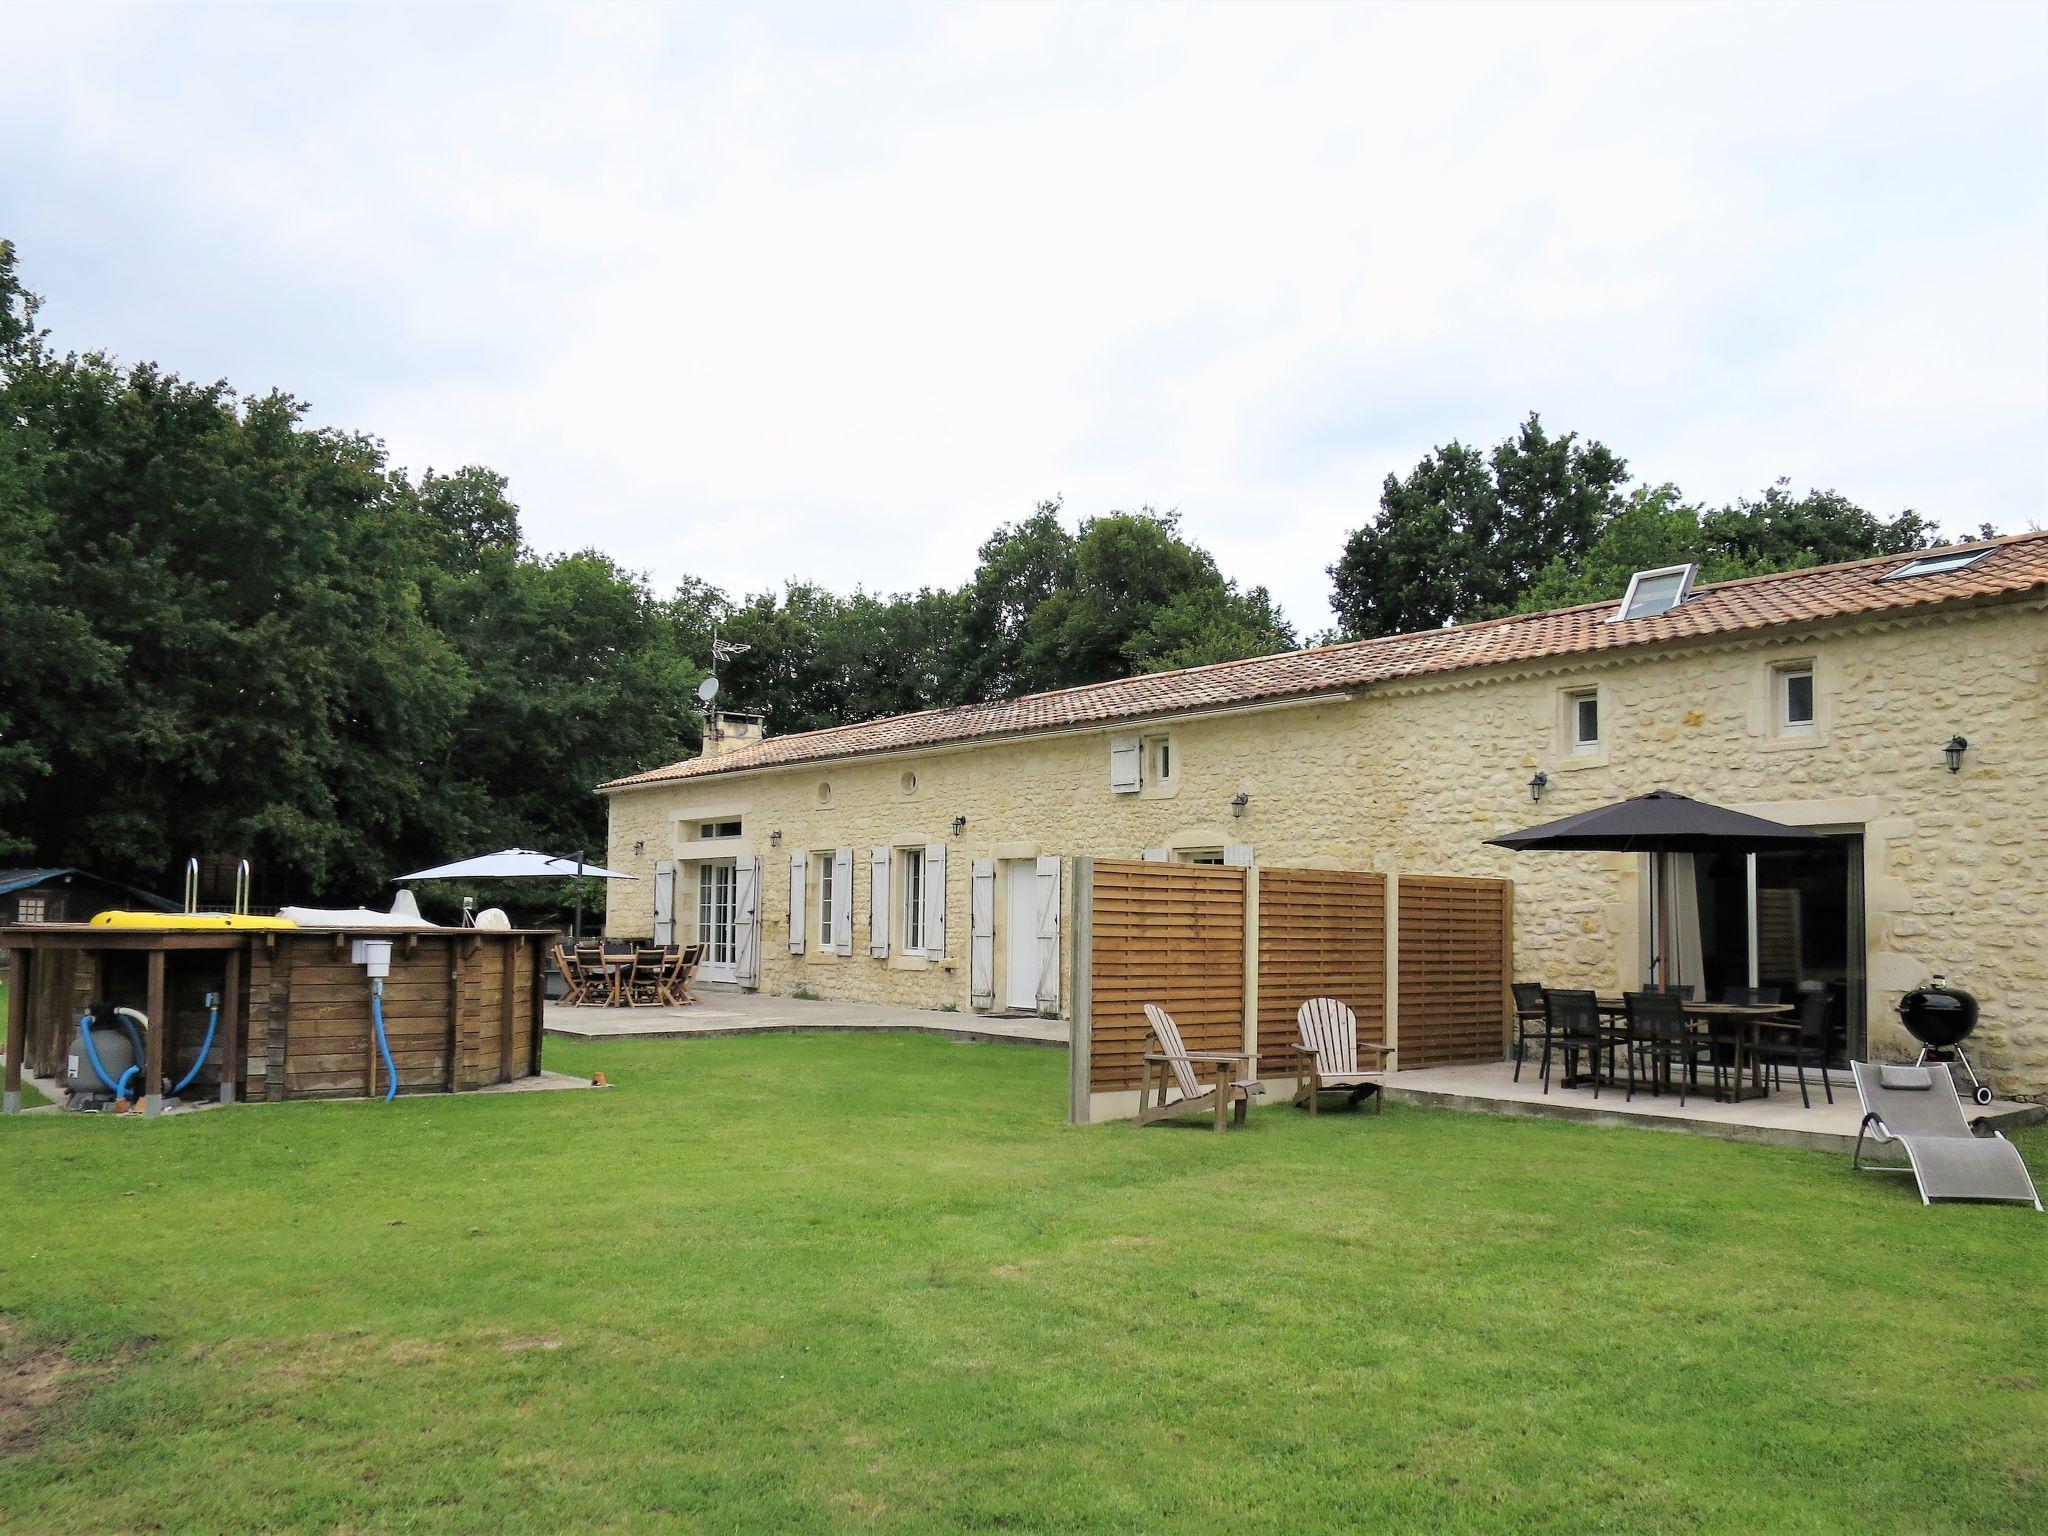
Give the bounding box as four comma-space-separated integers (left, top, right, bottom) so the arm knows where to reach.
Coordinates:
371, 982, 397, 1102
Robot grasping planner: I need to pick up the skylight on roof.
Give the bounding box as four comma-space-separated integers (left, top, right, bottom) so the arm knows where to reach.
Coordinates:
1879, 548, 1993, 581
1609, 562, 1697, 622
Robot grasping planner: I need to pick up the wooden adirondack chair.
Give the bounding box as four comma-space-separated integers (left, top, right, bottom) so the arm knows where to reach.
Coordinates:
1289, 996, 1395, 1115
1136, 1003, 1256, 1132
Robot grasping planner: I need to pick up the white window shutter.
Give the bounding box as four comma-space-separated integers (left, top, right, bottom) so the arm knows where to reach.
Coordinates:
1222, 844, 1255, 867
923, 843, 947, 957
787, 852, 807, 955
735, 856, 763, 987
1035, 854, 1061, 1012
868, 846, 890, 956
1141, 848, 1169, 862
832, 847, 854, 955
652, 860, 676, 946
969, 858, 995, 1010
1109, 734, 1142, 793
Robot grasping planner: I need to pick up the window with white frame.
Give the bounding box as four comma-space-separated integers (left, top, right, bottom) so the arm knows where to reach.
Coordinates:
1567, 688, 1600, 751
1144, 733, 1174, 786
15, 895, 48, 923
900, 847, 926, 953
696, 819, 742, 841
1776, 665, 1815, 732
813, 851, 836, 948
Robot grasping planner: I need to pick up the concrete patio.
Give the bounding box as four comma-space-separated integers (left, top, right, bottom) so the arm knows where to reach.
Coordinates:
1384, 1059, 2045, 1154
544, 988, 1066, 1049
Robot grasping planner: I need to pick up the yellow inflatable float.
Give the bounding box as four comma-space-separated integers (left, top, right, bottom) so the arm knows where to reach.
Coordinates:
90, 911, 300, 932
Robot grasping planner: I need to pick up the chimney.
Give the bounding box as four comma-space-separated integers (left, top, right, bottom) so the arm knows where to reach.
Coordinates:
702, 711, 768, 759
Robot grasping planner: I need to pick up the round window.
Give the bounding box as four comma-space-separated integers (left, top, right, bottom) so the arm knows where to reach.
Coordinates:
816, 781, 833, 807
900, 770, 918, 795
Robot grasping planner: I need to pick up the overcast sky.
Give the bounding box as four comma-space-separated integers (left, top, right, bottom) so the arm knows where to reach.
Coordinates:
6, 2, 2044, 631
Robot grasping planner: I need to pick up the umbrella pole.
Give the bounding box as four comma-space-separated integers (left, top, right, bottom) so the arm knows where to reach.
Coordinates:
1648, 852, 1662, 988
574, 851, 586, 943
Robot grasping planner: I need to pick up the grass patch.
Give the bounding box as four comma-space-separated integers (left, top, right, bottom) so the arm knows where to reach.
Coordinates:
0, 1033, 2041, 1534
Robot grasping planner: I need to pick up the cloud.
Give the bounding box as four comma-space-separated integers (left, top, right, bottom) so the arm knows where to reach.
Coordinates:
5, 1, 2043, 630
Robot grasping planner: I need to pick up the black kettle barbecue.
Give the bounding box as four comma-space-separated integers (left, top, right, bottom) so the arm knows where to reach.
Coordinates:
1897, 976, 1993, 1105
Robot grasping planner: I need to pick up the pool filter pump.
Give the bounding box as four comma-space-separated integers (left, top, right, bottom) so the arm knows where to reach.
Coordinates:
65, 1001, 148, 1104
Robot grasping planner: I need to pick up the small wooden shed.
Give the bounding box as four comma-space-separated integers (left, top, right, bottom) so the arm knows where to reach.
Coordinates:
3, 924, 551, 1115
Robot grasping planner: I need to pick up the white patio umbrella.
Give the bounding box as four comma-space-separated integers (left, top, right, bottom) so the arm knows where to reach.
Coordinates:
393, 848, 636, 939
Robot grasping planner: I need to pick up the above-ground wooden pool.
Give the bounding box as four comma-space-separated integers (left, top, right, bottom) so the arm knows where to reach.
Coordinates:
3, 924, 551, 1114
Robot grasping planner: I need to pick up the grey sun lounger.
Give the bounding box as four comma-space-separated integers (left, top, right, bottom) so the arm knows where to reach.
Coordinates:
1851, 1061, 2041, 1209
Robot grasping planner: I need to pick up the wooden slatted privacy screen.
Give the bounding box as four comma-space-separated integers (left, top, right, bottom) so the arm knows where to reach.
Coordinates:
1077, 861, 1512, 1112
1256, 869, 1387, 1066
1088, 859, 1245, 1090
1394, 876, 1512, 1069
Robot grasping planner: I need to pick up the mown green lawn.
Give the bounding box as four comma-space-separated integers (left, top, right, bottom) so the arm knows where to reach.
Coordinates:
0, 1033, 2041, 1535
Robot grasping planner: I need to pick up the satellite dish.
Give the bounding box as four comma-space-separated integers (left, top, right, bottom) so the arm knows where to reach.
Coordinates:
696, 675, 721, 704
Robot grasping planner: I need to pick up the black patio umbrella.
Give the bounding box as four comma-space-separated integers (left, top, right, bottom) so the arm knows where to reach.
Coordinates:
1486, 789, 1827, 856
1487, 790, 1826, 985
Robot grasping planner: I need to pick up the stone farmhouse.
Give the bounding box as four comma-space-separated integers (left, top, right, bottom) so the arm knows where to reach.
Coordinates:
600, 534, 2048, 1098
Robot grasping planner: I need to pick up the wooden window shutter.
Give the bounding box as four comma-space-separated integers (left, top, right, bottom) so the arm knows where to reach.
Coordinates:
735, 856, 763, 987
1222, 844, 1255, 867
1141, 848, 1170, 862
1034, 854, 1061, 1012
923, 843, 947, 957
1109, 734, 1142, 793
969, 858, 995, 1011
832, 847, 854, 955
868, 846, 890, 956
652, 859, 677, 947
787, 852, 807, 955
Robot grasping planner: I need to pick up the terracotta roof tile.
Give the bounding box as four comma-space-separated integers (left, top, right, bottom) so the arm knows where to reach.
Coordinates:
600, 532, 2048, 791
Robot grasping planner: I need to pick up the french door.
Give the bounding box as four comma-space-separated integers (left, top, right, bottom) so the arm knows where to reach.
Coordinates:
697, 861, 738, 982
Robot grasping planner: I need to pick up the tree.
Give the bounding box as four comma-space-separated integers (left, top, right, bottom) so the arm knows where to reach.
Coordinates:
0, 345, 473, 892
1020, 508, 1295, 688
1698, 480, 1934, 570
1329, 414, 1629, 636
947, 501, 1076, 702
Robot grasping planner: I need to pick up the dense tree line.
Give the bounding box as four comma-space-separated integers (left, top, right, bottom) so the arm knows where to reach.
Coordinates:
0, 244, 1991, 907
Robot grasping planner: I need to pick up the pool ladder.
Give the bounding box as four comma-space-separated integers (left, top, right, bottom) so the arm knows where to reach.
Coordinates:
182, 857, 253, 916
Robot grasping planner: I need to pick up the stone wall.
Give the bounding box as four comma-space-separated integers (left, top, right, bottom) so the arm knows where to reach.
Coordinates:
604, 599, 2048, 1097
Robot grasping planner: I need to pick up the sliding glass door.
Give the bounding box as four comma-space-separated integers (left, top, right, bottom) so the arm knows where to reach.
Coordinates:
1690, 833, 1864, 1066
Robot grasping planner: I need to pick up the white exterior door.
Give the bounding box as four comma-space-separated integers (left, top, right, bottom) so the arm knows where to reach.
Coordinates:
696, 860, 738, 982
1003, 859, 1039, 1011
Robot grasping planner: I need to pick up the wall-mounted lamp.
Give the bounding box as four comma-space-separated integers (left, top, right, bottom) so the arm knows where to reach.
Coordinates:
1944, 735, 1969, 774
951, 815, 968, 837
1528, 770, 1549, 803
1229, 792, 1250, 817
769, 830, 783, 847
633, 840, 645, 856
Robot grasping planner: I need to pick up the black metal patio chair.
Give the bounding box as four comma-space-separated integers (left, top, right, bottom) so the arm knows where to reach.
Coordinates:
1539, 989, 1608, 1098
1754, 984, 1834, 1108
1623, 989, 1719, 1105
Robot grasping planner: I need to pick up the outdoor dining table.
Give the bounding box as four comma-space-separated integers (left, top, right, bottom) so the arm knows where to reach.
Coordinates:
1589, 997, 1796, 1102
